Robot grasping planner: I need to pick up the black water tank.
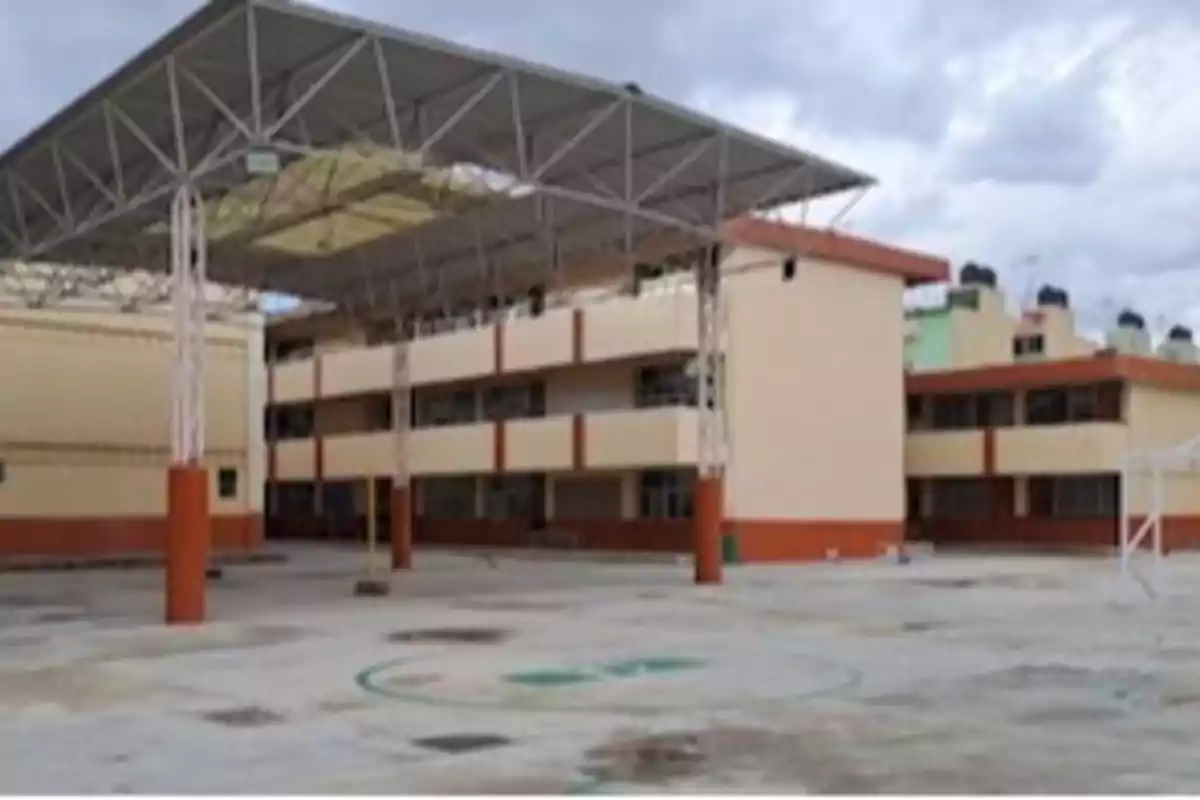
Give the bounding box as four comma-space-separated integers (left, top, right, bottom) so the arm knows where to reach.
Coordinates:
1036, 284, 1070, 309
1117, 309, 1146, 330
959, 261, 984, 285
1168, 324, 1194, 342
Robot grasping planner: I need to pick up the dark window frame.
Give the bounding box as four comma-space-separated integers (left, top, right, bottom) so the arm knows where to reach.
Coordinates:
217, 467, 239, 499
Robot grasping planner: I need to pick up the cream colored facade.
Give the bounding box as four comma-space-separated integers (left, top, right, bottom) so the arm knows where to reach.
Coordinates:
905, 278, 1200, 550
0, 306, 265, 556
265, 225, 946, 561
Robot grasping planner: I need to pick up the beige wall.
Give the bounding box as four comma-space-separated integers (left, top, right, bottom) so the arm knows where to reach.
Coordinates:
1126, 386, 1200, 515
723, 248, 906, 522
0, 309, 262, 519
905, 431, 985, 476
995, 423, 1128, 475
503, 309, 574, 372
947, 287, 1014, 368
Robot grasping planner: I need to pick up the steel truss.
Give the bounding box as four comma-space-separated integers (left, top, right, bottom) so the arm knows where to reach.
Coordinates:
0, 0, 871, 621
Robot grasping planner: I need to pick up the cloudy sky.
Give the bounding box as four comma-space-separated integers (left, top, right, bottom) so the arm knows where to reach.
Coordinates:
1, 0, 1198, 333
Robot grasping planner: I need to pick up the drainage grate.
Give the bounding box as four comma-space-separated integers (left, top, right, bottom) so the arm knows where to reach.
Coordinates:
200, 705, 286, 728
386, 626, 509, 645
413, 733, 512, 754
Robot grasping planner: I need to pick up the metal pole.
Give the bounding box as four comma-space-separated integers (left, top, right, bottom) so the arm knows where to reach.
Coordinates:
391, 317, 413, 570
366, 477, 378, 573
1119, 456, 1130, 577
693, 246, 724, 584
166, 182, 210, 625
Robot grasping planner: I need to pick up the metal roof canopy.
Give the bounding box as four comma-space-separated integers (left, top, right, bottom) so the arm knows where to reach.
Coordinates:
0, 0, 873, 319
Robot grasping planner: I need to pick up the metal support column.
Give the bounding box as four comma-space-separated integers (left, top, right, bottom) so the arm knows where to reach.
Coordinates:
390, 319, 414, 570
694, 246, 725, 584
166, 182, 210, 624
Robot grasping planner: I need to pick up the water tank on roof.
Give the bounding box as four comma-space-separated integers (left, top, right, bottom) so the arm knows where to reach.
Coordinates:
1035, 285, 1069, 309
1117, 309, 1146, 330
1168, 324, 1194, 343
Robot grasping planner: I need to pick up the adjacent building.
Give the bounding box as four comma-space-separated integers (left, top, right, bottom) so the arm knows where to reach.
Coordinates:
0, 303, 265, 557
905, 268, 1200, 551
264, 220, 948, 562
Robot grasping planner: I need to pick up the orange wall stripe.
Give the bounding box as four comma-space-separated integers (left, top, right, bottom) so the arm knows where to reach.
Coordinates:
982, 427, 996, 476
494, 420, 507, 472
571, 413, 586, 469
572, 308, 584, 363
494, 323, 504, 373
313, 354, 324, 485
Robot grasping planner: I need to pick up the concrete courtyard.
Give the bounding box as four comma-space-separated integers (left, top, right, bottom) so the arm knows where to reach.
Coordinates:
2, 544, 1199, 793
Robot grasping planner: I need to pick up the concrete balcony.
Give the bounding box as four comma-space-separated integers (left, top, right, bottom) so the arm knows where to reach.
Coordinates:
273, 439, 317, 480
410, 423, 495, 475
583, 406, 699, 469
409, 327, 495, 385
582, 293, 697, 363
905, 430, 986, 476
319, 345, 392, 398
995, 423, 1129, 474
271, 359, 315, 403
504, 416, 575, 472
323, 431, 392, 479
501, 308, 575, 374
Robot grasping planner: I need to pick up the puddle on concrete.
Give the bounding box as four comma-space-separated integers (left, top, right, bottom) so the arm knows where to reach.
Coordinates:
413, 733, 513, 754
200, 705, 287, 728
386, 627, 510, 645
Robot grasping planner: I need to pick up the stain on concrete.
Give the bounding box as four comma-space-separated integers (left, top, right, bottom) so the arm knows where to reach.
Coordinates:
200, 705, 286, 728
386, 627, 510, 645
413, 733, 512, 754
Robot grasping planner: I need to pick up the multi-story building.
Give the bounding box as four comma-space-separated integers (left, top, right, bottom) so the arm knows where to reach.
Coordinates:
0, 303, 265, 558
905, 267, 1200, 551
264, 219, 948, 563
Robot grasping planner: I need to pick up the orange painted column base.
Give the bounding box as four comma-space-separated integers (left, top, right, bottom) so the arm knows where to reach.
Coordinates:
391, 484, 413, 570
166, 465, 210, 625
693, 475, 723, 585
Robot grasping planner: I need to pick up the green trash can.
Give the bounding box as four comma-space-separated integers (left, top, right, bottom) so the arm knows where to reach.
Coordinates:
721, 531, 741, 565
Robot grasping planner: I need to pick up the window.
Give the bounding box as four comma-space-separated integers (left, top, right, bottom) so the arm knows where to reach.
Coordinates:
977, 391, 1015, 427
272, 336, 313, 363
1025, 384, 1122, 426
636, 363, 697, 408
1025, 388, 1068, 425
1028, 475, 1118, 518
927, 478, 990, 519
267, 403, 314, 440
483, 381, 546, 421
218, 468, 239, 499
906, 395, 926, 430
931, 394, 976, 429
268, 481, 316, 516
638, 469, 695, 519
367, 394, 393, 431
1013, 334, 1045, 359
421, 477, 478, 519
946, 287, 980, 310
481, 475, 545, 519
415, 388, 478, 427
